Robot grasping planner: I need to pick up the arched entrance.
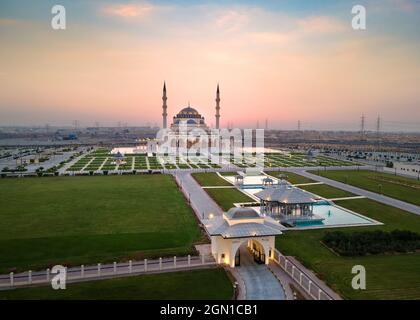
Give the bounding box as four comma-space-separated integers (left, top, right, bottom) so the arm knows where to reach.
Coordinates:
232, 238, 271, 267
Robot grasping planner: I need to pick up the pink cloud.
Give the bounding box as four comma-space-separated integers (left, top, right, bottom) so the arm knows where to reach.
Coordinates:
215, 10, 250, 32
297, 16, 346, 34
103, 3, 155, 18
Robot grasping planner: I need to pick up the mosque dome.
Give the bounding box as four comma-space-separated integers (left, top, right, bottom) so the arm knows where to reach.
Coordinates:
175, 106, 202, 119
171, 104, 208, 129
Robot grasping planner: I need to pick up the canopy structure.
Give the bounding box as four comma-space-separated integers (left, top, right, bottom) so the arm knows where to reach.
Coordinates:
208, 207, 283, 239
255, 186, 324, 225
206, 207, 283, 268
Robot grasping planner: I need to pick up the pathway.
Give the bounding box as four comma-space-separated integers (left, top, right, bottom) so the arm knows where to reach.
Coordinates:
293, 169, 420, 216
174, 172, 224, 220
236, 246, 285, 300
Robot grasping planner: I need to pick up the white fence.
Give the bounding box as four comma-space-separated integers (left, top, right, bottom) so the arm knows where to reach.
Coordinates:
0, 255, 216, 289
272, 249, 334, 300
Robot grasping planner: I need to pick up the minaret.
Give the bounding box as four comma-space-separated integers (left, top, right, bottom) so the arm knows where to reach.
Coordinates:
215, 84, 220, 129
162, 82, 167, 129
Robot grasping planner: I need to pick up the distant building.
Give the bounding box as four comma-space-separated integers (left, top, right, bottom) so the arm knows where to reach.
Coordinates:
385, 161, 420, 179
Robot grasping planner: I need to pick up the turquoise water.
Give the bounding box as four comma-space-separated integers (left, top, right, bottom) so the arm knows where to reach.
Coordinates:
295, 204, 374, 228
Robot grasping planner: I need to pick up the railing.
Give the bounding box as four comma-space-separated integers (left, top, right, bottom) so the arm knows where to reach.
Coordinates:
272, 249, 334, 300
0, 254, 216, 289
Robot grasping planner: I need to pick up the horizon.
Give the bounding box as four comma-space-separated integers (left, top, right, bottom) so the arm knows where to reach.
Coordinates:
0, 1, 419, 132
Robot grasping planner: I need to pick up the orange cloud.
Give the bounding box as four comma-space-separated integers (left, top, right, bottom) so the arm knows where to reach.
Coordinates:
297, 16, 346, 34
103, 3, 155, 18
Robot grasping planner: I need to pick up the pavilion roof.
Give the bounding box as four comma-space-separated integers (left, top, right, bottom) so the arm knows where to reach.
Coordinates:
255, 186, 316, 204
208, 220, 282, 238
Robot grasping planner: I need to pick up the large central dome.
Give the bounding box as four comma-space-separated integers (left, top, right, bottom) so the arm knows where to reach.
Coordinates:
171, 105, 208, 130
176, 106, 201, 118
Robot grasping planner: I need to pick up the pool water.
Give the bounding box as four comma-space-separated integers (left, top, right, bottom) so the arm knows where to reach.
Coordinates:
307, 204, 374, 227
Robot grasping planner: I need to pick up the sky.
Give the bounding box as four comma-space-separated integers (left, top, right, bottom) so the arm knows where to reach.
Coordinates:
0, 0, 419, 131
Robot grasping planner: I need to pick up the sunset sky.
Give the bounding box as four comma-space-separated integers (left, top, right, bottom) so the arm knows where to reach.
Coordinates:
0, 0, 419, 131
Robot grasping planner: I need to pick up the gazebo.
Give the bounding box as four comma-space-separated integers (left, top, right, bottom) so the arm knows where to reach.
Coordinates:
113, 151, 124, 165
262, 177, 274, 187
255, 186, 324, 225
234, 175, 244, 185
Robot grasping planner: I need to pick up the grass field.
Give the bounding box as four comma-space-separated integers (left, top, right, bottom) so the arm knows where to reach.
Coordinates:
298, 184, 355, 199
276, 198, 420, 299
192, 172, 232, 186
0, 175, 203, 273
0, 268, 233, 300
204, 188, 255, 211
310, 169, 420, 206
264, 171, 316, 185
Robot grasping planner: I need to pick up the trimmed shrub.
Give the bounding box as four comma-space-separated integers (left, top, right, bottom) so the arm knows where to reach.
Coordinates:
323, 230, 420, 256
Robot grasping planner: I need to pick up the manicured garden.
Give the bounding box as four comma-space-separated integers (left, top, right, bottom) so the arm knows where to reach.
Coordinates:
323, 230, 420, 256
192, 172, 232, 186
0, 268, 233, 300
264, 171, 315, 185
0, 175, 203, 273
298, 184, 355, 199
310, 169, 420, 206
204, 188, 255, 211
276, 198, 420, 299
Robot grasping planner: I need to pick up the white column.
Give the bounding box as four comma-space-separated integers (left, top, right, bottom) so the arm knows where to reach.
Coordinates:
81, 265, 84, 278
201, 254, 205, 264
97, 263, 101, 276
9, 272, 14, 287
28, 270, 32, 284
144, 259, 148, 272
129, 260, 132, 273
318, 289, 322, 300
173, 256, 177, 268
308, 281, 312, 294
113, 262, 117, 274
299, 273, 303, 285
159, 257, 162, 270
292, 266, 295, 279
188, 255, 191, 266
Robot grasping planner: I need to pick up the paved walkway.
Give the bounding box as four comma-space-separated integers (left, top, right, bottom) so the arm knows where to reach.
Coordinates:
174, 172, 224, 220
236, 246, 285, 300
293, 169, 420, 216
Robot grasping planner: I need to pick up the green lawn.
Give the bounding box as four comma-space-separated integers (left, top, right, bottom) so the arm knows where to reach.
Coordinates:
0, 175, 203, 273
192, 172, 232, 186
204, 188, 255, 211
0, 268, 233, 300
264, 171, 316, 185
276, 198, 420, 299
298, 184, 355, 199
310, 169, 420, 206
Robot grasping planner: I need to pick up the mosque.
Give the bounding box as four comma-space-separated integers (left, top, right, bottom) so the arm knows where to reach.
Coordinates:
162, 82, 220, 131
159, 82, 222, 152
